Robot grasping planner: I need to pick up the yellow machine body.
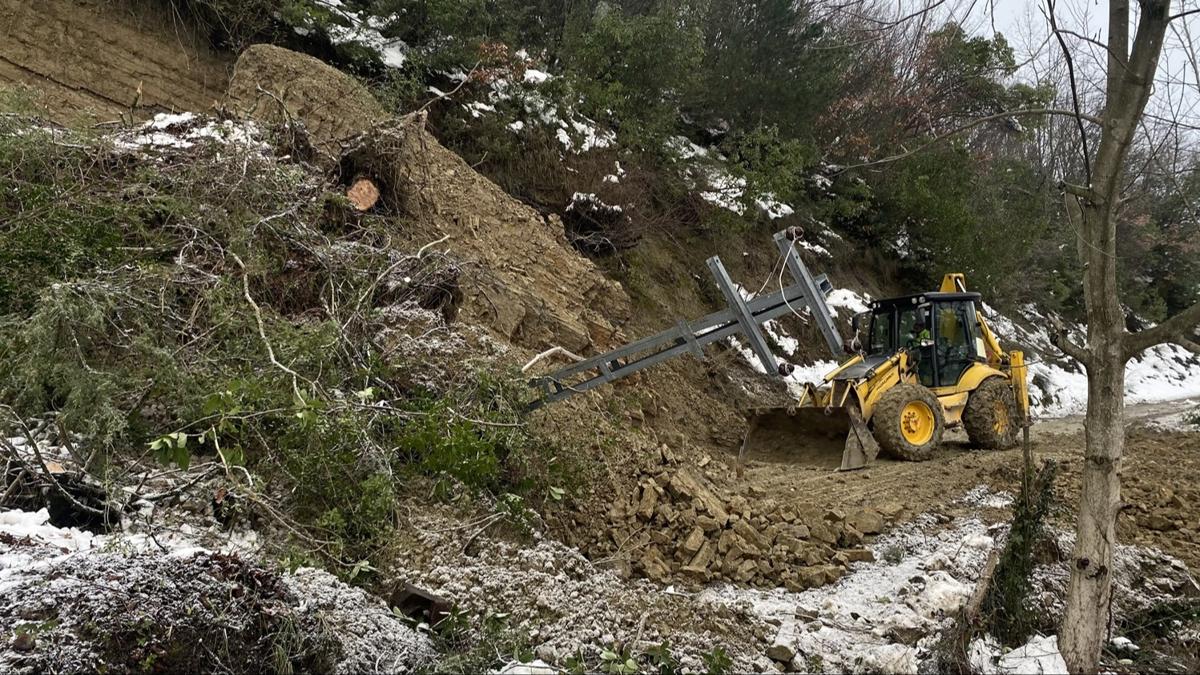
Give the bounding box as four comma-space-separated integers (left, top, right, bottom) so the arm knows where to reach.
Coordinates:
741, 274, 1031, 471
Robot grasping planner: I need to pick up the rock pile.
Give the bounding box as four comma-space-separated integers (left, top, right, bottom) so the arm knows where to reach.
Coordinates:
602, 449, 900, 589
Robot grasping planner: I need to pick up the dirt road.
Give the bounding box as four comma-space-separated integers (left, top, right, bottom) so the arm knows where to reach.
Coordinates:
733, 398, 1200, 569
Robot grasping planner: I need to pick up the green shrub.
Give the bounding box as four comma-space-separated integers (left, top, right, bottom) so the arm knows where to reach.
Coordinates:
982, 460, 1058, 645
0, 117, 573, 572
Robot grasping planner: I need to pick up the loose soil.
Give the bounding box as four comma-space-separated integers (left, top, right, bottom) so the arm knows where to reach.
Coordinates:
0, 0, 230, 123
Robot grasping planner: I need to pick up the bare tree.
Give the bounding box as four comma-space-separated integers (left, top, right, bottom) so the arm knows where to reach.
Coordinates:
1037, 0, 1200, 671
830, 0, 1198, 669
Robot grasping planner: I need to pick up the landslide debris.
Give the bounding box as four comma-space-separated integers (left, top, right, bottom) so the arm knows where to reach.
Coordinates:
590, 443, 896, 590
230, 44, 632, 354
390, 504, 776, 673
227, 43, 389, 161
337, 116, 632, 352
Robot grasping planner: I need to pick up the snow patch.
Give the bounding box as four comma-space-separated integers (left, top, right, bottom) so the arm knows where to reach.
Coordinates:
700, 509, 1001, 674
114, 113, 268, 152
826, 288, 871, 317
523, 68, 552, 84
996, 635, 1068, 674
667, 136, 800, 221
314, 0, 407, 68
567, 192, 622, 214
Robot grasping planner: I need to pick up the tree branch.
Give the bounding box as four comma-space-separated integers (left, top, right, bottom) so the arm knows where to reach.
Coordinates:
1178, 334, 1200, 355
1060, 181, 1103, 203
1047, 0, 1094, 183
1048, 314, 1092, 366
837, 109, 1103, 172
1051, 330, 1092, 366
1124, 301, 1200, 358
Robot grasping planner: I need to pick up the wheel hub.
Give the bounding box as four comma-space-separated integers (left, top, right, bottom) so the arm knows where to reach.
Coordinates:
899, 401, 935, 445
993, 400, 1010, 435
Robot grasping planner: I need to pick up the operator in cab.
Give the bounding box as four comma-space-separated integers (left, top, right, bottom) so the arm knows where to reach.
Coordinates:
908, 318, 932, 347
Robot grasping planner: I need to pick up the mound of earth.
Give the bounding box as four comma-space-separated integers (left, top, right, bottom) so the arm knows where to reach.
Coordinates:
228, 45, 631, 353
226, 44, 389, 160
0, 0, 229, 123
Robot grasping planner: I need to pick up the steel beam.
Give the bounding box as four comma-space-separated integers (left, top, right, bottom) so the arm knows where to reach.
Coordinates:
774, 231, 844, 357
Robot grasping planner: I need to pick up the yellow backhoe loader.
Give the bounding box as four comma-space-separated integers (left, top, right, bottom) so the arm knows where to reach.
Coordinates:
527, 228, 1029, 473
740, 274, 1030, 471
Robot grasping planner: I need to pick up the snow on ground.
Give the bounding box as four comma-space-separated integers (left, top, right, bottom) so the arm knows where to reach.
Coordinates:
0, 505, 258, 559
394, 515, 773, 673
699, 484, 1195, 674
113, 112, 270, 153
700, 507, 1001, 673
0, 508, 435, 673
1142, 399, 1200, 431
971, 634, 1068, 675
984, 304, 1200, 417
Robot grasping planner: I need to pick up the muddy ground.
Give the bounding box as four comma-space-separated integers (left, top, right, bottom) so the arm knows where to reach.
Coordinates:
733, 400, 1200, 572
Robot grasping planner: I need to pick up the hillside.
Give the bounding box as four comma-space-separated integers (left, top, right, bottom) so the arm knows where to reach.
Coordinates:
2, 1, 1200, 673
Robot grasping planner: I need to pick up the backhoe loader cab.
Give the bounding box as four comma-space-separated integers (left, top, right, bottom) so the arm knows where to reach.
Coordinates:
742, 274, 1030, 471
860, 292, 988, 390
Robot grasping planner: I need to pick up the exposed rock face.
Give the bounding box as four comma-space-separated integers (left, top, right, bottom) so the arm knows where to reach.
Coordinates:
226, 44, 389, 160
0, 0, 230, 122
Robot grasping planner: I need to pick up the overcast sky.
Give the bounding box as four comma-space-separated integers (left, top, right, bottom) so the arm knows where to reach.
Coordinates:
925, 0, 1200, 128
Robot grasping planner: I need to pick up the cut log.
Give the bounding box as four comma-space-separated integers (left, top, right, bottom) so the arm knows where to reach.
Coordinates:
346, 176, 381, 211
965, 548, 1000, 621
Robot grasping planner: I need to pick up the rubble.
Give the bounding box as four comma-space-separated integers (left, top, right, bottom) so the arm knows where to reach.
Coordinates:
392, 507, 775, 673
598, 463, 888, 590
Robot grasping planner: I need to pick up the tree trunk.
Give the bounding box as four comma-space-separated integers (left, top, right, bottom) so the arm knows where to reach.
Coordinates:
1059, 188, 1128, 675
1060, 348, 1125, 672
1057, 2, 1171, 669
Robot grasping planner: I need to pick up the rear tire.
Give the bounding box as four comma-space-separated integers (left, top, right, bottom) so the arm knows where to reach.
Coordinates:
872, 383, 944, 461
963, 377, 1020, 449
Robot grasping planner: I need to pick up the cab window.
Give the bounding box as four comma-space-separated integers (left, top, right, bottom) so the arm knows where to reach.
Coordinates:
935, 301, 979, 386
868, 312, 892, 354
897, 304, 934, 386
898, 305, 932, 346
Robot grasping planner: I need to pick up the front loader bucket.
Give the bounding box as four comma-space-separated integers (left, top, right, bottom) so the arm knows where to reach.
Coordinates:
738, 405, 880, 473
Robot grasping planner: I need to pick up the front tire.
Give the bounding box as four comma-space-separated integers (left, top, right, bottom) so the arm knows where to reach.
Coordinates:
873, 383, 944, 461
963, 377, 1020, 449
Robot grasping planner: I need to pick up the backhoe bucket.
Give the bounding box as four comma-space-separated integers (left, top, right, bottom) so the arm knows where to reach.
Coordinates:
738, 404, 880, 473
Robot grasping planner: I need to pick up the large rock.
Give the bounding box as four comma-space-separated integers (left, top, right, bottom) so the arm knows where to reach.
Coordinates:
668, 469, 729, 526
636, 483, 660, 521
227, 44, 387, 160
848, 509, 885, 535
639, 548, 672, 582
680, 528, 706, 557
733, 518, 768, 551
